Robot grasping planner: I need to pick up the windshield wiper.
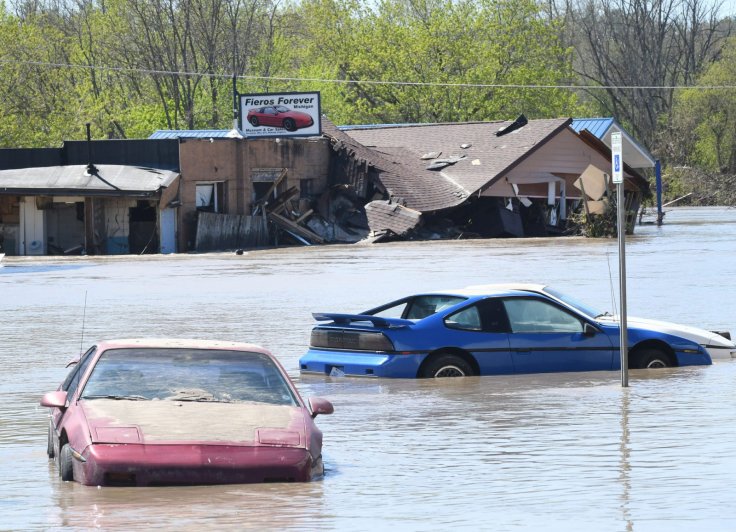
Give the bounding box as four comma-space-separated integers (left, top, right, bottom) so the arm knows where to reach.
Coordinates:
82, 394, 148, 401
595, 312, 613, 319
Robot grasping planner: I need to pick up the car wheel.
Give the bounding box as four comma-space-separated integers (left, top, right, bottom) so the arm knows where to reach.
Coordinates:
59, 444, 74, 481
47, 423, 55, 459
632, 349, 672, 369
420, 354, 474, 378
249, 116, 259, 127
283, 118, 297, 131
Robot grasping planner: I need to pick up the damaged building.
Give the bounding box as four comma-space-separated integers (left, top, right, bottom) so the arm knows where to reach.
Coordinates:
327, 116, 651, 241
0, 139, 179, 256
0, 115, 652, 255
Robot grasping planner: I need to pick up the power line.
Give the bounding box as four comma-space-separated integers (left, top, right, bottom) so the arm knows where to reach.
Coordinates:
2, 58, 736, 90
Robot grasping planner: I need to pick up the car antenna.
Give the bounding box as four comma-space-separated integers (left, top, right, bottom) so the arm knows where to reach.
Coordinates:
606, 248, 618, 316
79, 290, 88, 356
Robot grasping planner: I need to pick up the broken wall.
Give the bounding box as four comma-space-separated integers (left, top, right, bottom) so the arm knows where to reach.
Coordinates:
178, 136, 331, 251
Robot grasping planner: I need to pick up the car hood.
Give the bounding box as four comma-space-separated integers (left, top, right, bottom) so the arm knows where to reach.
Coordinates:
598, 315, 735, 347
82, 400, 307, 447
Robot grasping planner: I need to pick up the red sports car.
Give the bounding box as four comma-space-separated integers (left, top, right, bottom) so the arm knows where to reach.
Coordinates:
41, 338, 333, 486
246, 105, 314, 131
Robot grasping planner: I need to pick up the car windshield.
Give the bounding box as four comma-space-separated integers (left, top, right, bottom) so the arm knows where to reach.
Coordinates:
274, 105, 290, 112
80, 348, 298, 406
542, 287, 606, 318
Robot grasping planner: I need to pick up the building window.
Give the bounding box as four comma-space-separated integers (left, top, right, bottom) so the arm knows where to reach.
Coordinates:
196, 182, 224, 213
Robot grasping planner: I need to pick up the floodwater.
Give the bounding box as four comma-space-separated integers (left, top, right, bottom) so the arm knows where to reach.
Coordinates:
2, 206, 736, 531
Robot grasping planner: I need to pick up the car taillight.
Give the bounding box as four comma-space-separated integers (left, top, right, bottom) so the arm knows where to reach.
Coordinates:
310, 329, 329, 347
310, 329, 394, 352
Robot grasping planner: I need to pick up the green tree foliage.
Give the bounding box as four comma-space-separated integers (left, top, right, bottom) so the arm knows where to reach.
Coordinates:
296, 0, 578, 124
0, 0, 579, 146
559, 0, 729, 150
0, 4, 84, 146
672, 37, 736, 173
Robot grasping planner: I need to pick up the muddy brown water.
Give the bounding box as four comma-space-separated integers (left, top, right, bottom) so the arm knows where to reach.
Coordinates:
2, 206, 736, 530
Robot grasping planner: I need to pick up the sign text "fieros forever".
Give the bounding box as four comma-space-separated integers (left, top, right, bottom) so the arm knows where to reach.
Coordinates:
242, 96, 315, 106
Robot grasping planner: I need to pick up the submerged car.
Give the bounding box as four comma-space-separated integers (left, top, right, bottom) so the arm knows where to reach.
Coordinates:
246, 105, 314, 131
42, 339, 333, 486
299, 284, 735, 378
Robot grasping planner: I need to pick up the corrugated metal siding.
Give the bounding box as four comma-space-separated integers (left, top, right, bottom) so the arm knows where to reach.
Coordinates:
63, 140, 179, 170
570, 118, 614, 138
0, 148, 62, 170
149, 130, 230, 139
0, 140, 179, 171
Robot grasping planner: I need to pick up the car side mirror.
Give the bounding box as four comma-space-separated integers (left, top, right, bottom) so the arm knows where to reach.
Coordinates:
40, 390, 68, 410
308, 397, 334, 418
583, 323, 597, 337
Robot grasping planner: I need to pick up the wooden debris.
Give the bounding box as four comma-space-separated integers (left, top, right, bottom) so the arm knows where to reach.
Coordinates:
268, 211, 325, 244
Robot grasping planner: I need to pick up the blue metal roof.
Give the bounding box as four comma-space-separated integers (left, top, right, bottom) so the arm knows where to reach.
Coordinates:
570, 118, 614, 139
149, 129, 231, 139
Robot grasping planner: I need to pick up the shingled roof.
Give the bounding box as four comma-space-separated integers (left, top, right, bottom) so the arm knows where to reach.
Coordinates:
321, 118, 469, 212
329, 118, 572, 213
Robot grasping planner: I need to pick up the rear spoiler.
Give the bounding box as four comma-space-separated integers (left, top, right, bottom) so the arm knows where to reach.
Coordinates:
312, 313, 413, 329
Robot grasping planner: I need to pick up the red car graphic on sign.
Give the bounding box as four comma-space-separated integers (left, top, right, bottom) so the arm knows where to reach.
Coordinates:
246, 105, 314, 132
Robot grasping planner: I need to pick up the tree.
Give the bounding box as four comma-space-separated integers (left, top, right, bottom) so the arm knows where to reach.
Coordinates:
671, 36, 736, 173
558, 0, 730, 150
295, 0, 579, 125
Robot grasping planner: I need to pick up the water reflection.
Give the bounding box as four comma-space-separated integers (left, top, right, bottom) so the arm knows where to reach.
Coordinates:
2, 207, 736, 530
0, 264, 89, 275
619, 388, 632, 532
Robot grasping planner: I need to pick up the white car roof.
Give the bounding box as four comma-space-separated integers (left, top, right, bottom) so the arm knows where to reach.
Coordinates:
437, 283, 548, 297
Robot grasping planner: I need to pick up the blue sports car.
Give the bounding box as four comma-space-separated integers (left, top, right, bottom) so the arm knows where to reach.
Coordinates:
299, 284, 735, 378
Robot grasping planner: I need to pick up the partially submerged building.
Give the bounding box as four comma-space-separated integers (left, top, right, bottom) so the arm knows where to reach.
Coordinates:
0, 115, 652, 255
329, 116, 650, 240
0, 140, 178, 255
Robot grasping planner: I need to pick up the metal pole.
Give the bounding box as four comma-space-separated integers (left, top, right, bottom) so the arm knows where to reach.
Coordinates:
655, 159, 663, 226
617, 181, 629, 387
233, 74, 239, 130
611, 131, 628, 387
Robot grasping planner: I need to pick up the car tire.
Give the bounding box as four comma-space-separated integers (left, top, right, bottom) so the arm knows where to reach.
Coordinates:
632, 349, 672, 369
59, 444, 74, 481
283, 118, 297, 132
420, 354, 474, 378
249, 116, 259, 127
47, 423, 55, 459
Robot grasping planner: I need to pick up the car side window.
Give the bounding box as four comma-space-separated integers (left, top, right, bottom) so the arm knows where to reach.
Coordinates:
62, 346, 97, 398
370, 296, 466, 320
503, 298, 583, 333
477, 298, 511, 333
444, 305, 482, 331
405, 296, 466, 320
444, 298, 511, 333
371, 301, 409, 318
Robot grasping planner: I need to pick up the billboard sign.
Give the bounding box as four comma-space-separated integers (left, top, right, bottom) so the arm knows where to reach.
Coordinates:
239, 92, 321, 138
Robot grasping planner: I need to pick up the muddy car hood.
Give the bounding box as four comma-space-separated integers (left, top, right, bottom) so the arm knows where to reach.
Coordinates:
82, 400, 307, 447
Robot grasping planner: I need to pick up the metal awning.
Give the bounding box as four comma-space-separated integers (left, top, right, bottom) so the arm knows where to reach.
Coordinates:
0, 164, 179, 196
